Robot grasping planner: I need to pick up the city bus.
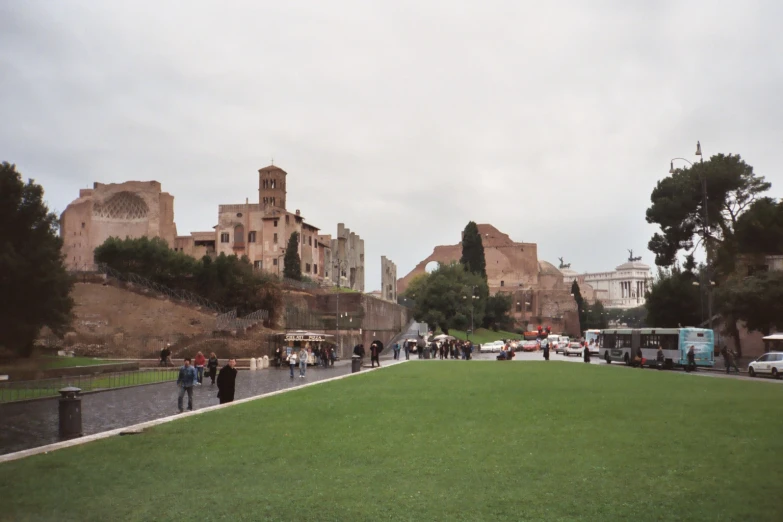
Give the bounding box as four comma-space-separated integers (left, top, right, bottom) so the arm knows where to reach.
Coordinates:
599, 328, 714, 369
584, 329, 601, 355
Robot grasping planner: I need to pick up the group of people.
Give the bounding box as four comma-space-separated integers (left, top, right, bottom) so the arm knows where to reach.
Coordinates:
353, 340, 384, 367
273, 344, 337, 378
175, 353, 238, 412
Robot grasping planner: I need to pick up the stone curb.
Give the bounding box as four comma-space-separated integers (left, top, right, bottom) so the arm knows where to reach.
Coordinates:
0, 360, 409, 464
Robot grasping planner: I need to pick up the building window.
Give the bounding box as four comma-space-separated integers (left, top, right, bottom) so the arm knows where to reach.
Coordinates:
314, 264, 318, 274
273, 233, 278, 244
220, 233, 229, 243
306, 263, 311, 273
308, 236, 312, 246
248, 231, 256, 243
263, 197, 268, 205
500, 281, 505, 287
516, 302, 522, 312
273, 258, 278, 266
271, 180, 275, 189
274, 220, 278, 227
286, 215, 290, 224
271, 197, 275, 206
254, 260, 262, 270
81, 222, 85, 229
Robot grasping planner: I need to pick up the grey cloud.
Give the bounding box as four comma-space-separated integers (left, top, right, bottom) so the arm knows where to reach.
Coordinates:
1, 0, 782, 290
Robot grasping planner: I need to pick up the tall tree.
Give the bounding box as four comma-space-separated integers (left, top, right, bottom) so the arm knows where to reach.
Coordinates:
733, 197, 783, 256
283, 232, 301, 280
460, 221, 487, 280
644, 265, 701, 328
716, 271, 783, 347
646, 153, 770, 275
482, 293, 514, 331
571, 280, 586, 331
0, 162, 74, 357
408, 262, 488, 334
583, 301, 609, 330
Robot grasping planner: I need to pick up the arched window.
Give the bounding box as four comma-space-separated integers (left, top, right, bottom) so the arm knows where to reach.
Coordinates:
234, 224, 245, 247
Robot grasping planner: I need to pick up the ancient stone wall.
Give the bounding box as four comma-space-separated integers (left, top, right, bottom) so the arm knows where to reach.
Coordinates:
60, 181, 178, 270
381, 256, 397, 302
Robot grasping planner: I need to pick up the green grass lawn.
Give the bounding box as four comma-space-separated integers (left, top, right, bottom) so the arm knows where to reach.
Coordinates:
2, 363, 783, 521
446, 328, 521, 343
0, 370, 177, 403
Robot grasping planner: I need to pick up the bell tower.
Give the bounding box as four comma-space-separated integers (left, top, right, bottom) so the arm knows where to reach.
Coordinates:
258, 164, 287, 210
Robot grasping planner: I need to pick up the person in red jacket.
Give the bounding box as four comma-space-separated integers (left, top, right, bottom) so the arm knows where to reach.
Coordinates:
193, 351, 206, 385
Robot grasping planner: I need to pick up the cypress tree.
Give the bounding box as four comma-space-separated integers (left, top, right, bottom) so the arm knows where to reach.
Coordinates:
460, 221, 487, 280
283, 232, 302, 280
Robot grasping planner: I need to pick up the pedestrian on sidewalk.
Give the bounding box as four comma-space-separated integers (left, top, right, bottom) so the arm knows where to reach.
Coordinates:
176, 357, 197, 412
721, 345, 740, 374
299, 347, 309, 378
207, 352, 219, 385
159, 344, 172, 367
404, 341, 410, 360
686, 345, 697, 372
194, 351, 206, 385
583, 341, 591, 363
370, 340, 383, 367
217, 357, 238, 404
288, 349, 298, 378
393, 343, 400, 360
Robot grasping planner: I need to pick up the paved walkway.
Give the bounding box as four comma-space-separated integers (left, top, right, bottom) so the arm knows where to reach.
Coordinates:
0, 361, 354, 456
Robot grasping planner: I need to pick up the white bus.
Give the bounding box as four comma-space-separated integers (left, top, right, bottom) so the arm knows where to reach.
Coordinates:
599, 328, 714, 369
584, 329, 601, 355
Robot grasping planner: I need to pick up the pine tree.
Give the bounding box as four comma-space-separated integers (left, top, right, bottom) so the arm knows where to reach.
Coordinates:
571, 280, 586, 332
460, 221, 487, 280
283, 232, 302, 280
0, 162, 74, 357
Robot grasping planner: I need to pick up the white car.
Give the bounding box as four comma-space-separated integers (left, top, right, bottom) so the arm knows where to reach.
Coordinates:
563, 341, 584, 356
480, 341, 504, 353
748, 352, 783, 379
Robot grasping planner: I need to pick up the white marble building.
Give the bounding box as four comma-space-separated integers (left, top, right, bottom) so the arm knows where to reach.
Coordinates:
562, 258, 652, 309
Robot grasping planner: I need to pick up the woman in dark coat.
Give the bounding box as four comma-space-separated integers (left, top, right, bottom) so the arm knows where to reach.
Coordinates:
583, 341, 591, 363
216, 358, 238, 404
207, 352, 219, 385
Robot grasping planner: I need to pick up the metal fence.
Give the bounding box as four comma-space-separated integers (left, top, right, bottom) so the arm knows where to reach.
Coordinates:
215, 309, 270, 331
0, 368, 178, 403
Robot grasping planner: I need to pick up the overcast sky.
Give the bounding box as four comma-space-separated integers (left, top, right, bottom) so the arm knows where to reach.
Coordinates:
2, 0, 782, 291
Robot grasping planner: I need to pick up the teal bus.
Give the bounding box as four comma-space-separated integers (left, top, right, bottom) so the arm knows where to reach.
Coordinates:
598, 328, 714, 369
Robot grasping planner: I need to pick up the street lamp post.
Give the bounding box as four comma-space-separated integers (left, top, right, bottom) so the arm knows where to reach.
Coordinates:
670, 141, 712, 330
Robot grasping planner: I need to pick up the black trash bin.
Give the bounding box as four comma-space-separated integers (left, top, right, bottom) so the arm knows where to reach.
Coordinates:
351, 355, 362, 373
58, 386, 83, 440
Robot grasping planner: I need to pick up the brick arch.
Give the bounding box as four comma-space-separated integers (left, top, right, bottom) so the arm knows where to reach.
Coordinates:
93, 192, 149, 220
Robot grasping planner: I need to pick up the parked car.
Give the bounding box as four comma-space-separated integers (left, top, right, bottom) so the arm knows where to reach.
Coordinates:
563, 341, 584, 357
520, 340, 538, 352
480, 341, 504, 353
748, 352, 783, 379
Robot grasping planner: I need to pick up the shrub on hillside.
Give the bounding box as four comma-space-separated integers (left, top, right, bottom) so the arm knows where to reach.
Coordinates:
95, 237, 282, 323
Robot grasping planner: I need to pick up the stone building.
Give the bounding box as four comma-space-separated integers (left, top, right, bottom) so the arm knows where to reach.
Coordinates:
176, 165, 332, 283
329, 224, 365, 291
397, 224, 581, 336
60, 181, 177, 270
562, 256, 652, 309
381, 256, 397, 302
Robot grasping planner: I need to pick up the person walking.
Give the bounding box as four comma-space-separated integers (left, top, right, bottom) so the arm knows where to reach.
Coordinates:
403, 341, 410, 360
542, 338, 550, 361
393, 343, 400, 360
288, 349, 298, 378
159, 344, 172, 367
176, 357, 198, 413
216, 357, 238, 404
299, 347, 309, 378
686, 345, 697, 372
583, 341, 591, 363
656, 345, 665, 370
194, 351, 206, 385
370, 340, 382, 368
721, 345, 740, 374
207, 352, 219, 385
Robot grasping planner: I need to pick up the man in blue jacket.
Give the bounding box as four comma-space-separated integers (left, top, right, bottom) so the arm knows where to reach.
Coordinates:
177, 357, 198, 412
